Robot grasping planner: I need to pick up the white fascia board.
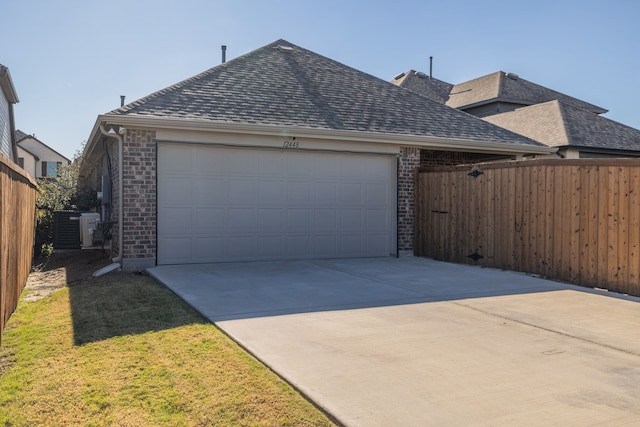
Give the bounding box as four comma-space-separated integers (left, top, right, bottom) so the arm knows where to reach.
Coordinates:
100, 114, 557, 156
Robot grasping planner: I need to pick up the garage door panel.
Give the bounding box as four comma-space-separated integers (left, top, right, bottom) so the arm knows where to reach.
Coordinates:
159, 145, 192, 172
285, 236, 311, 256
227, 236, 257, 257
288, 182, 311, 202
365, 234, 389, 254
340, 234, 363, 255
315, 209, 337, 229
228, 179, 257, 203
342, 209, 364, 229
195, 178, 225, 202
366, 209, 389, 229
259, 152, 287, 176
366, 157, 393, 179
158, 143, 396, 264
160, 207, 192, 234
227, 150, 258, 174
194, 147, 227, 171
366, 182, 389, 203
227, 208, 257, 229
287, 209, 312, 228
341, 183, 364, 203
313, 235, 338, 256
257, 236, 286, 257
258, 208, 285, 229
159, 176, 193, 205
193, 237, 225, 259
258, 180, 286, 202
315, 182, 337, 202
195, 208, 225, 230
158, 237, 193, 262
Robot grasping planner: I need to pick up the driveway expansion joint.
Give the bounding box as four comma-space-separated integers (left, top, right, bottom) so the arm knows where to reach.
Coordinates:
454, 301, 640, 358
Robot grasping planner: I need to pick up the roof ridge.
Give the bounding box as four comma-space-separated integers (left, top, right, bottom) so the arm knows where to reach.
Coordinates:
16, 131, 71, 162
111, 39, 292, 115
495, 71, 506, 99
549, 100, 572, 146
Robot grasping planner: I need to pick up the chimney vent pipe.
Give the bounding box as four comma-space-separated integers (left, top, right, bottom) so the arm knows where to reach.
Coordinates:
221, 45, 227, 63
120, 95, 125, 107
429, 56, 433, 79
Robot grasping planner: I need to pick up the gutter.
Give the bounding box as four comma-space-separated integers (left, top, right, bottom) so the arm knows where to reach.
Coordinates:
1, 65, 19, 161
92, 124, 125, 277
97, 114, 557, 156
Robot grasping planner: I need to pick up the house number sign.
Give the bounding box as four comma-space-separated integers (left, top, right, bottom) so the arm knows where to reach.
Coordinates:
283, 137, 299, 148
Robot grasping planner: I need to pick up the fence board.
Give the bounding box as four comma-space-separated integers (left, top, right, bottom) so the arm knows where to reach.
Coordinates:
0, 154, 37, 343
615, 167, 628, 292
415, 158, 640, 297
629, 169, 640, 295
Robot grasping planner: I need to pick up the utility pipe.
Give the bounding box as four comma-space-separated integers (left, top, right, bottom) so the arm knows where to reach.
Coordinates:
98, 124, 125, 265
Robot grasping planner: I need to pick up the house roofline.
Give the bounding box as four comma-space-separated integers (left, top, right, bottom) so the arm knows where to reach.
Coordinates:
16, 144, 40, 161
17, 133, 71, 163
84, 114, 555, 158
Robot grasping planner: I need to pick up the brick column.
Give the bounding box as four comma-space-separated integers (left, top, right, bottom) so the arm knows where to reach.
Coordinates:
397, 147, 419, 251
121, 129, 157, 271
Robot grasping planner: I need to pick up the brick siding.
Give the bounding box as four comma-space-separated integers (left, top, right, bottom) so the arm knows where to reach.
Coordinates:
121, 129, 156, 268
398, 147, 420, 251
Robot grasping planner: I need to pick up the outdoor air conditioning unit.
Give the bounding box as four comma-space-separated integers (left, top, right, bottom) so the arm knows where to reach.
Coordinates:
80, 212, 101, 249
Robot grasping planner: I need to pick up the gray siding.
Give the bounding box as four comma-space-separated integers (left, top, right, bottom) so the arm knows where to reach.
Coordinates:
0, 90, 12, 160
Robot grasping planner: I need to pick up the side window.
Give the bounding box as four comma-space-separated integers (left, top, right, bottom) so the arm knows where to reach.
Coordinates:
17, 157, 24, 168
42, 161, 59, 177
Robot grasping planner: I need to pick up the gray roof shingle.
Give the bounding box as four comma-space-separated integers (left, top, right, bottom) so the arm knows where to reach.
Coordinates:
484, 100, 640, 151
391, 70, 453, 104
446, 71, 608, 114
108, 40, 544, 148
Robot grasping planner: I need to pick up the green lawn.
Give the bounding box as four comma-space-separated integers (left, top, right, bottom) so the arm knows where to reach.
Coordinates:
0, 272, 335, 426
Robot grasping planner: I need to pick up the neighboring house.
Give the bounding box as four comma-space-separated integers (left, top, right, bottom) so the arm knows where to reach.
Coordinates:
393, 70, 640, 158
15, 130, 70, 178
0, 64, 19, 162
80, 39, 552, 271
483, 100, 640, 159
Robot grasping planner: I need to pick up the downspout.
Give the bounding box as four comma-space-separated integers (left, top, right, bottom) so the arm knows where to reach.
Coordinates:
93, 123, 125, 276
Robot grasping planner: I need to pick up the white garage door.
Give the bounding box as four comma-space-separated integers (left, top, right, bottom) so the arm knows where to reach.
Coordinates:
157, 143, 396, 264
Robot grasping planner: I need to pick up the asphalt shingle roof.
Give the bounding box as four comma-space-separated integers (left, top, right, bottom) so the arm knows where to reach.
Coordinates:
109, 40, 543, 148
446, 71, 608, 114
483, 100, 640, 151
391, 70, 453, 104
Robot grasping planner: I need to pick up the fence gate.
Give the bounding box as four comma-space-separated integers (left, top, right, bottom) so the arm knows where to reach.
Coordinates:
414, 158, 640, 297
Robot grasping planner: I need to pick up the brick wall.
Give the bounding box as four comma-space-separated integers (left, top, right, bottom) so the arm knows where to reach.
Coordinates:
121, 129, 157, 270
420, 149, 511, 167
398, 147, 420, 251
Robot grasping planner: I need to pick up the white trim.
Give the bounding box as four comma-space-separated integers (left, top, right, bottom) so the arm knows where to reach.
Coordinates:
96, 114, 556, 155
155, 129, 402, 155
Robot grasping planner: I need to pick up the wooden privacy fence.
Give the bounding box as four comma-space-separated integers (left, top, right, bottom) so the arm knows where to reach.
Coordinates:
415, 158, 640, 297
0, 153, 37, 343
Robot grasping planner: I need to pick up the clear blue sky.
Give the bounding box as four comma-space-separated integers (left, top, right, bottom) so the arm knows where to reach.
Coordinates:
2, 0, 639, 159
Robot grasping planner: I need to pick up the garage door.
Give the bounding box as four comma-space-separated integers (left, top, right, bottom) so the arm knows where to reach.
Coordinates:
157, 143, 396, 264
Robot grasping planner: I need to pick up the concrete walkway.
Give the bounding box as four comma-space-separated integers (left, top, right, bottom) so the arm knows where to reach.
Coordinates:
149, 257, 640, 426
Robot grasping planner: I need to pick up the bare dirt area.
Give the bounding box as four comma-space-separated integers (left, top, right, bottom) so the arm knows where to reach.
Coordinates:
24, 250, 113, 302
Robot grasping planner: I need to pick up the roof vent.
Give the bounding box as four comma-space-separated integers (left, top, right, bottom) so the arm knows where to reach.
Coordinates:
415, 71, 428, 79
393, 72, 405, 80
505, 72, 520, 80
277, 45, 294, 53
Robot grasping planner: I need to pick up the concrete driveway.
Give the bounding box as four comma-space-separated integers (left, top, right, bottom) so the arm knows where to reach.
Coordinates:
148, 256, 640, 426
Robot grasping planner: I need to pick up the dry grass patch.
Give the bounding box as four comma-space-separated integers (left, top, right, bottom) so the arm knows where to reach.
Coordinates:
0, 254, 335, 427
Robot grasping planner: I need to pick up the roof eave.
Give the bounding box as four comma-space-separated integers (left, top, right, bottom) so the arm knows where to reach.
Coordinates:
97, 114, 555, 156
0, 66, 19, 103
